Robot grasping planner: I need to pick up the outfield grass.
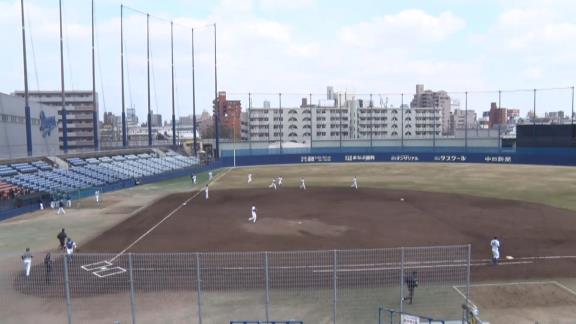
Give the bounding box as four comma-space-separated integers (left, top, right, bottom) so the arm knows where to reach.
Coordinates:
201, 163, 576, 212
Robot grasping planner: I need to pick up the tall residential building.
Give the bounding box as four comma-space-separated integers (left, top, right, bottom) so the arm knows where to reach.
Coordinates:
126, 105, 139, 126
488, 102, 519, 128
452, 109, 477, 130
327, 86, 335, 100
14, 90, 98, 150
215, 91, 242, 139
410, 84, 452, 135
151, 113, 163, 127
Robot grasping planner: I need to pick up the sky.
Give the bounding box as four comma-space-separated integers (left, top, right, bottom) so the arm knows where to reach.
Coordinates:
0, 0, 575, 122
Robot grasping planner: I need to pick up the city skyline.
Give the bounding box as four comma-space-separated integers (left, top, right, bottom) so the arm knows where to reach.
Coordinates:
1, 0, 575, 123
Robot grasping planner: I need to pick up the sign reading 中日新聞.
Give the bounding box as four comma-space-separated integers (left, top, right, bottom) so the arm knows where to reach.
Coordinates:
484, 156, 512, 163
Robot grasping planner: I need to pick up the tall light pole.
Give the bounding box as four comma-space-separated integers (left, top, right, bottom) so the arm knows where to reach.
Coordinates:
146, 13, 152, 147
91, 0, 99, 150
213, 23, 219, 160
170, 21, 176, 147
59, 0, 68, 153
191, 28, 197, 155
20, 0, 33, 156
120, 4, 127, 147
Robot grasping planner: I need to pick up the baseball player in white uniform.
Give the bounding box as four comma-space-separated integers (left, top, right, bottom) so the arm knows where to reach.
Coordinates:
95, 190, 100, 203
22, 248, 33, 277
208, 171, 213, 181
351, 176, 358, 189
249, 205, 257, 223
277, 176, 283, 187
204, 184, 209, 200
490, 236, 500, 265
65, 238, 77, 263
248, 173, 252, 183
268, 179, 277, 190
299, 177, 306, 190
192, 175, 197, 185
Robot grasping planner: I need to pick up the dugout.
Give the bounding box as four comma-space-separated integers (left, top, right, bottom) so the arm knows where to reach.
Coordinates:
516, 124, 576, 147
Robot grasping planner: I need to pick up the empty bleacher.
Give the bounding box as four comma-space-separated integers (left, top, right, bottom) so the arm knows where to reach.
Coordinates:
0, 153, 199, 195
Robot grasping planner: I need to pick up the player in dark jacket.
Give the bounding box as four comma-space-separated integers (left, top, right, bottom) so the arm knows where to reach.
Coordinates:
57, 228, 67, 250
403, 271, 418, 304
44, 252, 53, 283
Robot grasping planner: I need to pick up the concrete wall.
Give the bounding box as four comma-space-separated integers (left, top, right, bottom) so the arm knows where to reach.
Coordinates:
0, 93, 62, 159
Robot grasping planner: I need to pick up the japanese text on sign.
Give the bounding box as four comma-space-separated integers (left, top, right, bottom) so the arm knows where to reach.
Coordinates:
300, 155, 332, 163
344, 155, 376, 162
484, 156, 512, 163
390, 155, 419, 162
434, 155, 467, 162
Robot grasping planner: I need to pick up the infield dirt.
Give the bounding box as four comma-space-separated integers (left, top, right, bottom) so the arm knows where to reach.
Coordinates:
80, 187, 576, 281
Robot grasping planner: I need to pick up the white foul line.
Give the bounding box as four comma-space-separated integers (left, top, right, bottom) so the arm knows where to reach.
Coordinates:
109, 168, 231, 262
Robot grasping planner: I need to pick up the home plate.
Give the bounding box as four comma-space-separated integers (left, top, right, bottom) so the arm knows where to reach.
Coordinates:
182, 202, 187, 206
506, 256, 514, 260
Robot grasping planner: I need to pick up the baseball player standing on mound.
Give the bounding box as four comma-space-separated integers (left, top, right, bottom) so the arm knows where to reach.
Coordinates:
247, 173, 252, 183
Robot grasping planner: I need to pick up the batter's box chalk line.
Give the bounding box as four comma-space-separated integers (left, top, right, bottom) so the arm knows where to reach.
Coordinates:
81, 260, 126, 278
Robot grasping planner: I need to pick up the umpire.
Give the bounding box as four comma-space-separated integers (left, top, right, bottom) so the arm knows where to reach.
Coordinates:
57, 228, 67, 250
403, 271, 419, 304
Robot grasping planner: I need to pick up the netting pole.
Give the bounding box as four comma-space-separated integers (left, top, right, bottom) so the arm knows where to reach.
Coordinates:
196, 252, 203, 324
128, 253, 136, 324
264, 252, 270, 322
464, 91, 468, 151
401, 93, 404, 151
310, 93, 313, 150
533, 89, 537, 141
369, 94, 374, 150
248, 93, 252, 153
571, 86, 574, 125
399, 247, 405, 313
63, 253, 72, 324
332, 250, 337, 324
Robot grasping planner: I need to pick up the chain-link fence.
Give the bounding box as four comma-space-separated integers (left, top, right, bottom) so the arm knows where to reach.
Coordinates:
8, 246, 470, 324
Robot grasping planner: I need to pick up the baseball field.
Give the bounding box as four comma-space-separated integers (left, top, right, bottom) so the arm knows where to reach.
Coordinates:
2, 162, 576, 323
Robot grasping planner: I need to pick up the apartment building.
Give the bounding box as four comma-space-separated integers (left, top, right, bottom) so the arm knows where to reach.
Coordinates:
14, 90, 98, 150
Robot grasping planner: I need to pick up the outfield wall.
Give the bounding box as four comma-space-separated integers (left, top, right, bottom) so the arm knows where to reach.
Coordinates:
221, 147, 576, 167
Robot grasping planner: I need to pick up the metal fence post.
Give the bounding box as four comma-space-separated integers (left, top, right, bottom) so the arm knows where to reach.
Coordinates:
264, 252, 270, 323
63, 253, 72, 324
196, 252, 203, 324
399, 247, 405, 313
332, 250, 337, 324
466, 244, 471, 322
128, 253, 136, 324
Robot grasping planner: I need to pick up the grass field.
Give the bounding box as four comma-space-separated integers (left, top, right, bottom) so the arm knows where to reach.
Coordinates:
2, 163, 576, 323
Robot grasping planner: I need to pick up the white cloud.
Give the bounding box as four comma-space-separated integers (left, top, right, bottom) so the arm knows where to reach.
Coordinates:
339, 10, 466, 48
523, 67, 543, 80
258, 0, 316, 11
